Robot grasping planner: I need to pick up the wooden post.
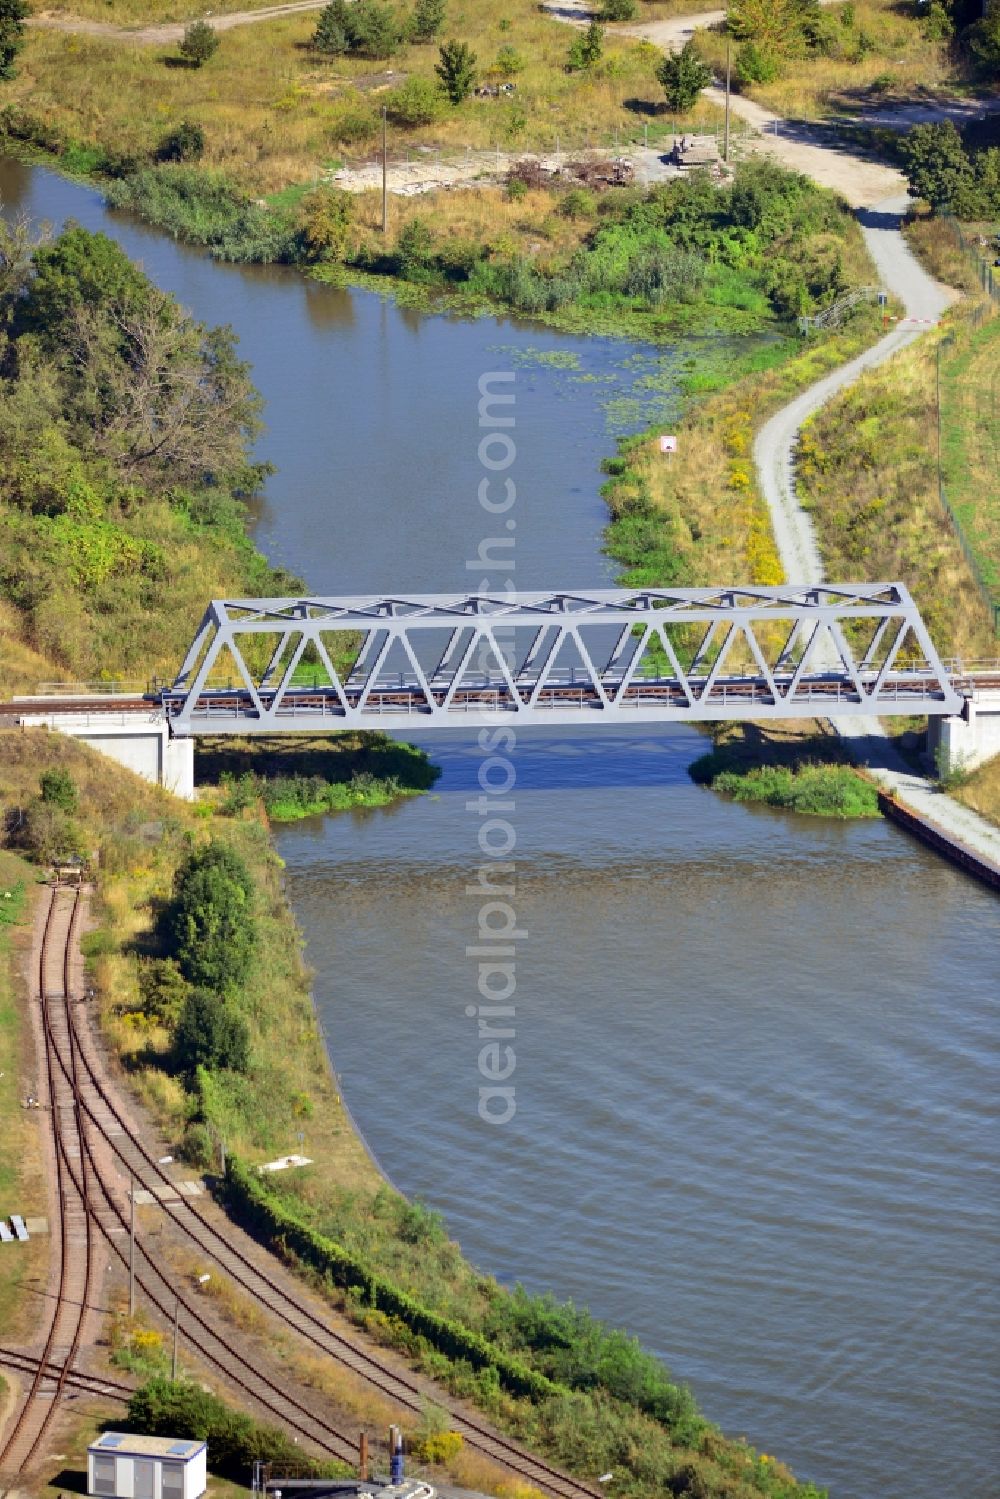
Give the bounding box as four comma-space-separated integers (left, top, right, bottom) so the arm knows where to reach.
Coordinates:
724, 36, 731, 164
171, 1298, 179, 1380
381, 107, 388, 235
358, 1434, 368, 1482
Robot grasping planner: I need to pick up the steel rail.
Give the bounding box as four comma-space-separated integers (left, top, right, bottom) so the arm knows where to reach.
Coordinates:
0, 888, 94, 1487
0, 1349, 133, 1402
44, 973, 360, 1468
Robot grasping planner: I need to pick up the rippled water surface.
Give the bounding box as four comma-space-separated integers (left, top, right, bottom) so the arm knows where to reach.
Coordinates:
4, 156, 998, 1499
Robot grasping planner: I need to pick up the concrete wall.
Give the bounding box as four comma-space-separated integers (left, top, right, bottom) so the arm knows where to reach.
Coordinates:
927, 688, 1000, 775
16, 711, 195, 800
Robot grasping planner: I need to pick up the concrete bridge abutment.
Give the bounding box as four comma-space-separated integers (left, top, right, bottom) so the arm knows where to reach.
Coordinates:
927, 687, 1000, 776
14, 709, 195, 800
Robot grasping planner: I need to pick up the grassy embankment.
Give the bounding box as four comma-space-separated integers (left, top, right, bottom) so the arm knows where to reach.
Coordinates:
0, 852, 49, 1351
0, 731, 828, 1499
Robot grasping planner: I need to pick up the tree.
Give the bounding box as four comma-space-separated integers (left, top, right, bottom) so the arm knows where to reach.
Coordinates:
311, 0, 350, 53
899, 120, 974, 212
173, 987, 251, 1074
410, 0, 445, 42
164, 841, 256, 994
350, 0, 404, 57
435, 38, 477, 103
566, 20, 603, 70
179, 20, 220, 67
964, 0, 1000, 74
20, 227, 150, 338
40, 768, 78, 812
655, 40, 711, 111
0, 0, 28, 82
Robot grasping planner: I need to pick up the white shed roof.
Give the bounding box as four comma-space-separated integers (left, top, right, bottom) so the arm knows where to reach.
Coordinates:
89, 1434, 206, 1461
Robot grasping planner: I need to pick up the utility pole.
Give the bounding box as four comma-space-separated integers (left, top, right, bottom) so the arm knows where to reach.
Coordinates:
724, 34, 731, 165
381, 107, 388, 236
128, 1176, 135, 1318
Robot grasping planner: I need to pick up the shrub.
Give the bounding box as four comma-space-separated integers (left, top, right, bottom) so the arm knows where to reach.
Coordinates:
10, 801, 85, 865
384, 75, 446, 126
435, 38, 477, 103
735, 40, 781, 84
559, 186, 596, 218
158, 121, 205, 163
598, 0, 635, 20
128, 1379, 350, 1481
329, 105, 379, 144
40, 768, 78, 812
494, 42, 524, 76
566, 21, 603, 70
655, 40, 712, 113
298, 185, 355, 262
173, 988, 251, 1074
178, 21, 220, 67
410, 0, 446, 40
395, 216, 436, 278
138, 958, 188, 1027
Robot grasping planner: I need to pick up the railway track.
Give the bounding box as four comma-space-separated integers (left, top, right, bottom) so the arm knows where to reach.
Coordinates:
37, 888, 604, 1499
0, 888, 96, 1490
0, 1349, 133, 1404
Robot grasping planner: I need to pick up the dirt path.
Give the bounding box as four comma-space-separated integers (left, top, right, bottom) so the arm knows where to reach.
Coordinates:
30, 0, 331, 45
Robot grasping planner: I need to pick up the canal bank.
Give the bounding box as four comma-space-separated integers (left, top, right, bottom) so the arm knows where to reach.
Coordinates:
2, 156, 999, 1499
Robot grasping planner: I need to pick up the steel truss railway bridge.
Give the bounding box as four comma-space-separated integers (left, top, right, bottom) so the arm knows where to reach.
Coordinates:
9, 584, 1000, 797
163, 583, 965, 731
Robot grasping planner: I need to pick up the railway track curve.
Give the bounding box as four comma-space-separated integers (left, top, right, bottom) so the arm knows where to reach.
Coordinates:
31, 886, 606, 1499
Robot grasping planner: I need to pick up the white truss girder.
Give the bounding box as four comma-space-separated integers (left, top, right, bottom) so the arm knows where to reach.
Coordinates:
163, 585, 963, 734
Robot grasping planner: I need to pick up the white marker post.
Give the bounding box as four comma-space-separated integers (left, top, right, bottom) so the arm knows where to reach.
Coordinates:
659, 434, 678, 460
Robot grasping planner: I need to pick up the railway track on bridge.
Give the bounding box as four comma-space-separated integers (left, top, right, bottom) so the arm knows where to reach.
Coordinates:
19, 886, 605, 1499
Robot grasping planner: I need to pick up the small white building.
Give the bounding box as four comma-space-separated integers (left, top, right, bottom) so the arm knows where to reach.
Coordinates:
87, 1433, 207, 1499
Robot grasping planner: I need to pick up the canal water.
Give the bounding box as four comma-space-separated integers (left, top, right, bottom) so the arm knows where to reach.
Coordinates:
3, 158, 998, 1499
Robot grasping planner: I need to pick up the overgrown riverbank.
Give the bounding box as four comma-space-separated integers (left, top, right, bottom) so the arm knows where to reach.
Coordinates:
0, 731, 829, 1499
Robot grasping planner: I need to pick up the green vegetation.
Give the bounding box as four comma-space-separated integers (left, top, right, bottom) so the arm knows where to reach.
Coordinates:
656, 41, 712, 112
694, 759, 880, 818
128, 1378, 352, 1480
8, 769, 87, 865
900, 120, 1000, 219
939, 315, 1000, 620
435, 39, 479, 104
566, 21, 604, 73
0, 0, 27, 82
0, 0, 26, 83
199, 732, 441, 821
0, 219, 298, 691
950, 751, 1000, 829
179, 21, 221, 69
100, 155, 871, 337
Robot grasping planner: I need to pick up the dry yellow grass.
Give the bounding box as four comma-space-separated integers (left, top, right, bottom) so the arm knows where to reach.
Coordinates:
796, 316, 998, 659
952, 753, 1000, 828
694, 0, 957, 120
10, 4, 677, 194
